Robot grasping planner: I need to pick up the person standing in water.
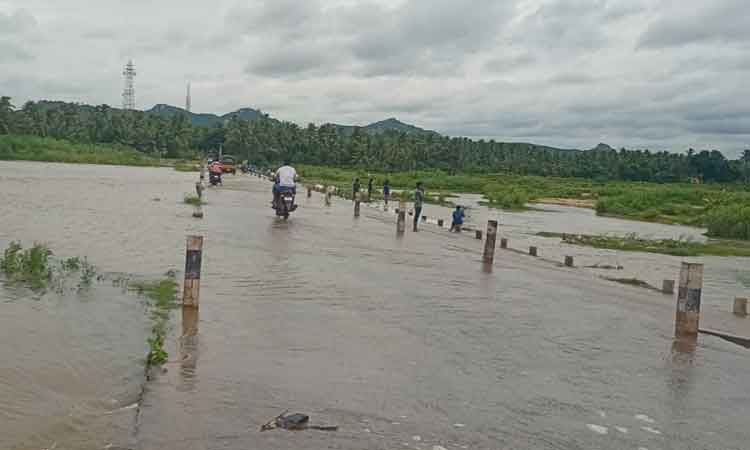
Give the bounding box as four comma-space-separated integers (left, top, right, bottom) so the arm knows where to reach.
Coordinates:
413, 182, 424, 232
352, 178, 361, 201
450, 205, 465, 232
367, 177, 374, 202
382, 179, 391, 205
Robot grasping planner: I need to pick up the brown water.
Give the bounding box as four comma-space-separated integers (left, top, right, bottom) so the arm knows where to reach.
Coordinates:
2, 161, 750, 449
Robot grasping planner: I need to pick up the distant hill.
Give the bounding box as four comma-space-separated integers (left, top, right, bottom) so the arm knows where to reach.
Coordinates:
590, 143, 616, 152
331, 117, 439, 137
145, 104, 270, 127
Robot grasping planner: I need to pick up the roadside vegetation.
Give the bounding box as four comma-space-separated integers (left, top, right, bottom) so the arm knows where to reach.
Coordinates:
183, 193, 204, 206
537, 232, 750, 257
129, 277, 179, 367
0, 135, 160, 166
173, 160, 201, 172
1, 242, 97, 290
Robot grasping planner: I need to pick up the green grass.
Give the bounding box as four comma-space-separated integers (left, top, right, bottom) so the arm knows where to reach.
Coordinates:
129, 278, 179, 367
538, 232, 750, 257
0, 135, 161, 166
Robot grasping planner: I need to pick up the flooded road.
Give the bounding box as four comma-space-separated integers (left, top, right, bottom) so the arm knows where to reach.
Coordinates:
2, 161, 750, 449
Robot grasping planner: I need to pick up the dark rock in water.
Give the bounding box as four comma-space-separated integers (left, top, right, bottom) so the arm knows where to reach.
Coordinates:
276, 413, 310, 430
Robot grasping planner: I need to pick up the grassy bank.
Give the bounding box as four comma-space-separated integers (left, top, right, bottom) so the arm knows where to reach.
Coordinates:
0, 135, 162, 166
297, 165, 750, 239
538, 232, 750, 257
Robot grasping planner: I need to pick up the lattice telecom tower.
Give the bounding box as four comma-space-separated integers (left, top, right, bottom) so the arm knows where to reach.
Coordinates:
186, 82, 192, 112
122, 60, 136, 110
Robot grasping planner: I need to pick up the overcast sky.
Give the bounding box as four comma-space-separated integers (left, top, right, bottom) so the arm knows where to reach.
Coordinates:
1, 0, 748, 155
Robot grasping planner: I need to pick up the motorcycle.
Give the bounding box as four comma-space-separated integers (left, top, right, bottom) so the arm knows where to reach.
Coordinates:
209, 171, 222, 186
274, 187, 297, 220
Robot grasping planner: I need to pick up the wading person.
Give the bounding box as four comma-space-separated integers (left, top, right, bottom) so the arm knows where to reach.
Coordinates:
450, 205, 465, 232
352, 178, 361, 201
413, 182, 424, 232
383, 179, 391, 205
367, 177, 374, 202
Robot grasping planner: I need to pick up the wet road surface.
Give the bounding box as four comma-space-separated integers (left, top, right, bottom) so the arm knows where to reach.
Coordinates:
2, 162, 750, 449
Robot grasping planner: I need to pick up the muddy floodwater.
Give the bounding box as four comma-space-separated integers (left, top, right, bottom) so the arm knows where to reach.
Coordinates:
2, 161, 750, 450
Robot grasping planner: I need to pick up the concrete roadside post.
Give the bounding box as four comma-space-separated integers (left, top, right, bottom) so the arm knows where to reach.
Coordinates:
733, 297, 748, 316
675, 262, 704, 339
397, 199, 406, 234
662, 279, 675, 295
195, 181, 203, 200
182, 235, 203, 308
325, 186, 332, 206
483, 220, 498, 264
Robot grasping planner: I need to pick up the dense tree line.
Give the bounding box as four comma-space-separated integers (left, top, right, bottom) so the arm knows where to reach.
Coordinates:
2, 96, 749, 183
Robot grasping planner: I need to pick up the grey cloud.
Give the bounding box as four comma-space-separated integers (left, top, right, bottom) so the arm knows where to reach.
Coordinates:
245, 41, 342, 77
0, 76, 87, 98
639, 0, 750, 48
0, 41, 34, 62
513, 0, 613, 51
0, 9, 37, 35
483, 53, 535, 73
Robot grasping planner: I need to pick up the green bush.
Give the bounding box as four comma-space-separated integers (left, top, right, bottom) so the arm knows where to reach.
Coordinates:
706, 204, 750, 240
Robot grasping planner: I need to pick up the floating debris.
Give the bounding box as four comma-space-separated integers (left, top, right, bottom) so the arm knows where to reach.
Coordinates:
615, 426, 628, 434
260, 411, 337, 432
641, 426, 662, 435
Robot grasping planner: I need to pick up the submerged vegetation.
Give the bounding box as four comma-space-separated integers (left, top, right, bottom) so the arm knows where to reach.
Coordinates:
538, 232, 750, 257
1, 242, 52, 289
129, 277, 179, 366
0, 242, 97, 290
183, 193, 204, 206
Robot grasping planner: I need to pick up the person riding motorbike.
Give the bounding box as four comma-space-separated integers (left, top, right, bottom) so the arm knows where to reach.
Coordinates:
273, 161, 298, 210
209, 160, 223, 185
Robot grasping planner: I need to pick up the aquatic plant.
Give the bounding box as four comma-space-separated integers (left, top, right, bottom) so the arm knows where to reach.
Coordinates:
129, 277, 179, 367
1, 242, 52, 289
183, 193, 204, 206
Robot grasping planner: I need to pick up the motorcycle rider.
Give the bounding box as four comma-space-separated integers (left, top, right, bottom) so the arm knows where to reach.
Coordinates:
273, 161, 298, 209
209, 160, 223, 185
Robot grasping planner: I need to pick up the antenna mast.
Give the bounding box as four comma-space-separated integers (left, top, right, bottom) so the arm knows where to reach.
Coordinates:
122, 60, 137, 110
186, 82, 192, 112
